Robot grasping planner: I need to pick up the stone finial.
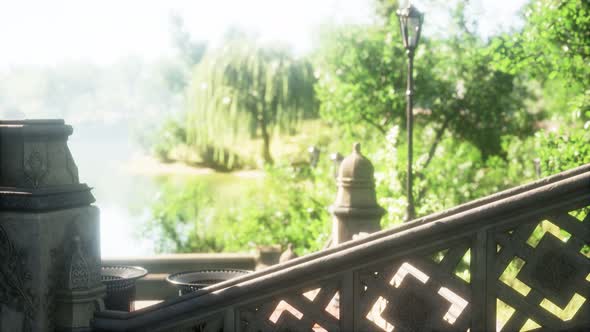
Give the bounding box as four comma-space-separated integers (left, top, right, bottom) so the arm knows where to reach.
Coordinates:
331, 143, 385, 245
255, 245, 282, 271
337, 143, 375, 184
279, 243, 298, 263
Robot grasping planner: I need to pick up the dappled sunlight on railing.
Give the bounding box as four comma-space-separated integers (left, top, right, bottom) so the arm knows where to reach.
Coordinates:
494, 206, 590, 331
91, 167, 590, 331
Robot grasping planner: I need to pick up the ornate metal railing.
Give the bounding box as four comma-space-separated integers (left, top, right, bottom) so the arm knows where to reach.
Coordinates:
93, 165, 590, 332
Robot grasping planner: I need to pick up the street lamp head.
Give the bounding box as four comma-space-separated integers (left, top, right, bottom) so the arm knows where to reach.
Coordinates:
396, 4, 424, 53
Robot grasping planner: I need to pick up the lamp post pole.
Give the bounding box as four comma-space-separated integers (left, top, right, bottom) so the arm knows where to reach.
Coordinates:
405, 49, 415, 221
397, 3, 423, 222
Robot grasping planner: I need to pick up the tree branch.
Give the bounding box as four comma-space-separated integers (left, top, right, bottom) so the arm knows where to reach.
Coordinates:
422, 115, 451, 171
416, 114, 452, 203
361, 114, 388, 136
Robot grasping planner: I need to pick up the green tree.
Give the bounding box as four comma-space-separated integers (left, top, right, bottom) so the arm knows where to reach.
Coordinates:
435, 16, 536, 158
186, 34, 317, 166
314, 11, 535, 161
373, 0, 400, 23
163, 14, 208, 93
170, 14, 208, 66
313, 2, 537, 222
146, 179, 224, 253
489, 0, 589, 120
492, 0, 589, 87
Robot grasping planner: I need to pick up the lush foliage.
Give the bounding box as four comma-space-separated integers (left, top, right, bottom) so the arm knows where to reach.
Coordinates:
489, 0, 589, 120
314, 13, 536, 162
538, 129, 590, 176
146, 178, 223, 253
146, 162, 334, 255
185, 34, 317, 167
491, 0, 589, 88
145, 0, 590, 255
217, 164, 333, 255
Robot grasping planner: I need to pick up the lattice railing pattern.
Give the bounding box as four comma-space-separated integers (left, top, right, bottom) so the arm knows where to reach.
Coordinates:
232, 242, 474, 332
355, 241, 472, 332
155, 209, 588, 332
91, 169, 590, 332
170, 209, 589, 332
494, 207, 590, 331
238, 278, 341, 332
231, 209, 589, 332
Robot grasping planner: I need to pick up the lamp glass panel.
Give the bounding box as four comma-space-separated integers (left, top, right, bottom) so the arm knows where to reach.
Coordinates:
398, 16, 408, 49
407, 16, 421, 48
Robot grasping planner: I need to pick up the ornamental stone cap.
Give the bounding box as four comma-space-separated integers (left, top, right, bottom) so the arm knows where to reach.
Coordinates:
331, 143, 384, 245
0, 119, 95, 210
332, 142, 383, 210
279, 243, 298, 263
0, 119, 73, 137
0, 119, 78, 189
337, 143, 374, 185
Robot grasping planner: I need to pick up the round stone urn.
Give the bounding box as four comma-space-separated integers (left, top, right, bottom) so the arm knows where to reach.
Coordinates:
166, 269, 251, 296
101, 265, 148, 312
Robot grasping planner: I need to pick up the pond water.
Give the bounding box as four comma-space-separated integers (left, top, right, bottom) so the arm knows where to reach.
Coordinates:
68, 122, 261, 257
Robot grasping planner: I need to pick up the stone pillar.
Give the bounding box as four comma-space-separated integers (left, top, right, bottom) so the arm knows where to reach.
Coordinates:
0, 119, 104, 332
330, 143, 385, 246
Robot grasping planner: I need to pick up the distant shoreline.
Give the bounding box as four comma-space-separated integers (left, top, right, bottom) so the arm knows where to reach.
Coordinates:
120, 154, 264, 179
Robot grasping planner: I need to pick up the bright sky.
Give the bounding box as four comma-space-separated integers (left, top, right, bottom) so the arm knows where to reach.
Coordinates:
0, 0, 529, 67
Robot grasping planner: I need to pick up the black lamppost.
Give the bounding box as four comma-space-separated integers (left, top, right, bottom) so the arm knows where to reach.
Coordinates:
397, 3, 423, 221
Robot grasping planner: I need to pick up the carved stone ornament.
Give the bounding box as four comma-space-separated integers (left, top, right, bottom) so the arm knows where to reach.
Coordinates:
52, 219, 95, 293
66, 236, 91, 290
23, 146, 49, 189
0, 120, 81, 189
0, 224, 36, 332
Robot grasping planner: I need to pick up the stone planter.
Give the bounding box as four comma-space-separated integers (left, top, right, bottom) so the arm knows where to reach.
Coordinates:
166, 269, 251, 296
101, 266, 148, 312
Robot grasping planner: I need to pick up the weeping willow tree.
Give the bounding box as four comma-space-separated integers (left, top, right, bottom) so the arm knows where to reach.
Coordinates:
186, 35, 316, 167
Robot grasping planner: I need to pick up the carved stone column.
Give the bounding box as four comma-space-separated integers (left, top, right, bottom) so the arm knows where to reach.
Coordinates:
330, 143, 385, 246
0, 120, 104, 332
